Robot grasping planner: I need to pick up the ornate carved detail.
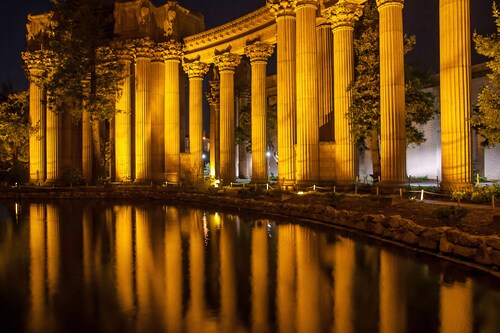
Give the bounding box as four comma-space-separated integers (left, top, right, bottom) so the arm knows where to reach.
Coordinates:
22, 50, 45, 74
324, 1, 363, 30
151, 44, 165, 63
162, 3, 177, 37
245, 42, 275, 63
182, 60, 210, 78
112, 40, 135, 62
133, 38, 154, 58
213, 52, 242, 72
294, 0, 319, 9
206, 80, 220, 107
267, 0, 296, 18
376, 0, 404, 9
160, 40, 184, 61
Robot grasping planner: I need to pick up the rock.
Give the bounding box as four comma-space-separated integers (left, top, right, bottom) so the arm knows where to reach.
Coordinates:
490, 250, 500, 267
373, 223, 385, 235
402, 231, 420, 245
422, 228, 444, 242
453, 245, 477, 259
486, 237, 500, 251
388, 215, 403, 228
475, 244, 492, 266
419, 237, 438, 251
407, 224, 426, 236
440, 233, 454, 254
364, 214, 386, 223
446, 229, 481, 248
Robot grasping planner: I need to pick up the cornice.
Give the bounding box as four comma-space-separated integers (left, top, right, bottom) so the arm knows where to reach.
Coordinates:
182, 60, 210, 78
213, 52, 241, 72
244, 42, 275, 63
324, 1, 363, 30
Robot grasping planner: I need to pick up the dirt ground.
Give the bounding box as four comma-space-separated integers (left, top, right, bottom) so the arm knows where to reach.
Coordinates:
280, 194, 500, 236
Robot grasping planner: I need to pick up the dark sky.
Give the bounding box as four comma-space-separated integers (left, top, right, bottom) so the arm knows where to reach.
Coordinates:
0, 0, 495, 91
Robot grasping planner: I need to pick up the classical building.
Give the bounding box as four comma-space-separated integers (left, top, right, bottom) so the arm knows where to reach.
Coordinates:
23, 0, 481, 188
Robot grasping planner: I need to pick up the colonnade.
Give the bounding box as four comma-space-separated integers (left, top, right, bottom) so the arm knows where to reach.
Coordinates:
24, 0, 473, 188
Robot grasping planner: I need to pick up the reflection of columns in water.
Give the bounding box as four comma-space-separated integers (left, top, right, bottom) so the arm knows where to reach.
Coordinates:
46, 204, 60, 296
379, 249, 406, 333
187, 209, 206, 332
440, 279, 472, 333
164, 206, 183, 333
220, 214, 237, 332
333, 237, 355, 333
114, 205, 134, 311
276, 224, 296, 333
295, 0, 320, 185
296, 225, 321, 333
29, 204, 46, 332
82, 207, 93, 284
251, 220, 270, 333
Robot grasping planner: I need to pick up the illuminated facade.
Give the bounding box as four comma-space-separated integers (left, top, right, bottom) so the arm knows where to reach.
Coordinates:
23, 0, 476, 188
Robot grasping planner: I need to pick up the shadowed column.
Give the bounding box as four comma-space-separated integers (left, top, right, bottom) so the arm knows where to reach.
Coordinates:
325, 1, 363, 186
183, 60, 210, 182
268, 0, 296, 187
439, 0, 472, 189
206, 80, 220, 178
214, 52, 241, 185
162, 40, 184, 183
245, 42, 275, 183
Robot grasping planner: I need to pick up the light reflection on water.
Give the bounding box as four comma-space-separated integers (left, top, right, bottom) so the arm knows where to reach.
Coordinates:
0, 201, 499, 333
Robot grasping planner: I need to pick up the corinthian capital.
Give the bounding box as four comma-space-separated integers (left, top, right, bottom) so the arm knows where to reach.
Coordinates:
376, 0, 404, 9
183, 60, 210, 78
294, 0, 319, 9
213, 52, 241, 72
160, 40, 184, 61
22, 50, 46, 74
324, 1, 363, 30
112, 40, 135, 62
245, 42, 275, 63
267, 0, 296, 18
133, 38, 154, 59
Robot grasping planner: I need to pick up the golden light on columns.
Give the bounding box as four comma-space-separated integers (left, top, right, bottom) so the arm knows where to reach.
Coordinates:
267, 0, 297, 188
45, 55, 61, 182
251, 220, 270, 333
214, 51, 241, 185
380, 249, 407, 333
294, 0, 320, 186
114, 43, 134, 182
162, 40, 184, 183
29, 204, 46, 331
439, 0, 472, 189
183, 59, 210, 182
324, 0, 363, 186
377, 0, 407, 187
22, 51, 46, 182
334, 237, 355, 333
150, 45, 166, 182
81, 72, 93, 182
206, 80, 220, 178
276, 224, 296, 333
114, 206, 134, 312
316, 22, 334, 142
244, 42, 275, 184
133, 38, 154, 182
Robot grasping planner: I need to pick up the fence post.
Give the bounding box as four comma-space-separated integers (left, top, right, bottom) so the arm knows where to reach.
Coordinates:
399, 188, 403, 199
420, 189, 424, 201
493, 194, 495, 211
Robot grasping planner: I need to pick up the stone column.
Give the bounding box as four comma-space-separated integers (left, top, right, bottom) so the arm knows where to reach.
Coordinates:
46, 101, 60, 182
23, 51, 46, 182
214, 52, 241, 185
377, 0, 407, 187
183, 60, 210, 182
294, 0, 320, 186
439, 0, 472, 188
114, 44, 134, 182
162, 40, 184, 183
82, 109, 92, 182
206, 80, 220, 178
325, 1, 363, 186
134, 38, 154, 182
245, 42, 275, 183
150, 46, 166, 182
268, 0, 296, 187
317, 22, 334, 142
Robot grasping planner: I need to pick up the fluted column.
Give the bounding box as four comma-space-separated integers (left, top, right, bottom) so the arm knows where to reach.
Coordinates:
214, 52, 241, 184
206, 80, 220, 178
377, 0, 406, 187
317, 22, 334, 142
46, 102, 60, 181
295, 0, 320, 186
268, 0, 296, 187
162, 40, 184, 183
114, 44, 134, 182
439, 0, 472, 188
150, 46, 166, 181
245, 42, 275, 183
183, 60, 210, 182
23, 51, 46, 182
325, 1, 363, 186
134, 38, 153, 182
82, 109, 92, 182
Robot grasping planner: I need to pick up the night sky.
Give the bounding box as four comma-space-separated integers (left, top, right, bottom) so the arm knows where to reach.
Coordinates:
0, 0, 495, 92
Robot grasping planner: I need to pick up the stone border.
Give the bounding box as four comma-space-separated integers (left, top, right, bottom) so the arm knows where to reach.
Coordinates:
2, 187, 500, 276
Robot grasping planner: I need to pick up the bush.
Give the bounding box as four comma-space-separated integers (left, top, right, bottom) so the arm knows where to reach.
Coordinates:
325, 192, 346, 207
60, 165, 84, 186
450, 185, 499, 203
432, 206, 469, 226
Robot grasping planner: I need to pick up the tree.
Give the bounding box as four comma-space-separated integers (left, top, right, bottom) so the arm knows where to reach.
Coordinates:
42, 0, 124, 179
472, 2, 500, 147
349, 0, 436, 177
0, 86, 31, 183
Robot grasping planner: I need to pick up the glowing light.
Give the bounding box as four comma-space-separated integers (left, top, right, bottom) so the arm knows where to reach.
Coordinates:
297, 191, 304, 195
214, 213, 221, 229
266, 151, 271, 157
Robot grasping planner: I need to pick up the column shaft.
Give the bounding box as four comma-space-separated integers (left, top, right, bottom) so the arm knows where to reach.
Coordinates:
189, 78, 204, 180
164, 59, 181, 183
317, 23, 334, 142
115, 60, 132, 182
135, 56, 151, 181
439, 0, 472, 188
82, 110, 92, 182
378, 0, 407, 186
150, 59, 165, 181
28, 74, 45, 182
220, 70, 236, 183
46, 108, 60, 181
251, 62, 268, 183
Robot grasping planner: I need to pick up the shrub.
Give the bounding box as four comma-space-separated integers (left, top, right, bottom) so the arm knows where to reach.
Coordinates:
432, 206, 469, 226
60, 165, 84, 186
